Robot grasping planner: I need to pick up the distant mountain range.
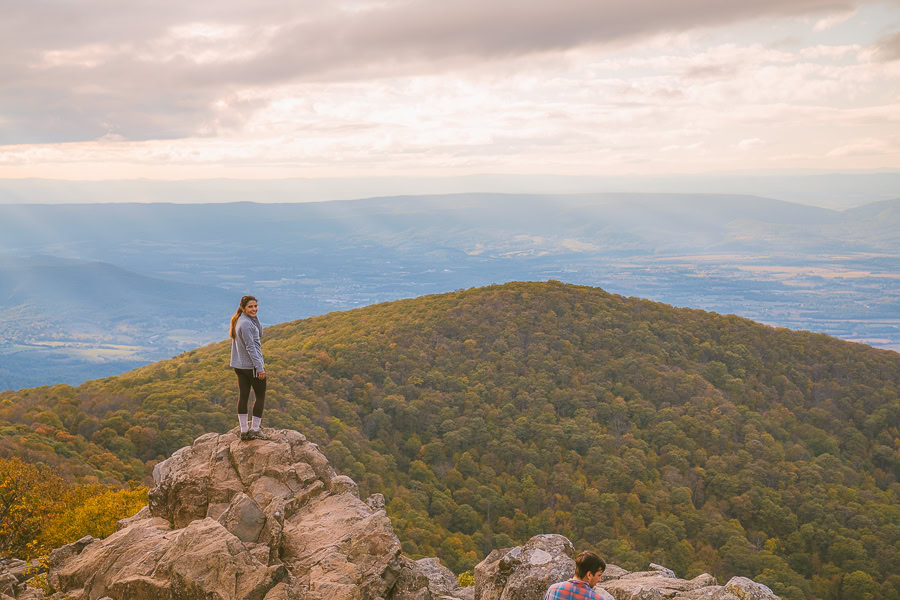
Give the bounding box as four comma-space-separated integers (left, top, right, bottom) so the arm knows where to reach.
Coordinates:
0, 255, 231, 317
0, 255, 233, 390
2, 172, 899, 209
0, 193, 897, 389
1, 192, 896, 253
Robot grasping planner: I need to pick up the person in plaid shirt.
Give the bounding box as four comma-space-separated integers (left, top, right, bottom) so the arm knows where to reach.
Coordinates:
544, 550, 606, 600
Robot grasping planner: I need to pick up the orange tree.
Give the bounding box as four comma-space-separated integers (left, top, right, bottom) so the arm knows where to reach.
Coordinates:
0, 457, 67, 558
0, 456, 147, 560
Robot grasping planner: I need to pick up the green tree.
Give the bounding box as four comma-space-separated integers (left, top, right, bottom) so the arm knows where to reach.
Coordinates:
842, 571, 878, 600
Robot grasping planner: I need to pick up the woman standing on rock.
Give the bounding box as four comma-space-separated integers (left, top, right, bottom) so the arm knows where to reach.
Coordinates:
230, 295, 268, 441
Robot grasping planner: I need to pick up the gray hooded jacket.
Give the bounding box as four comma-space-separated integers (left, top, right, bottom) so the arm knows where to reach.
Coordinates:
230, 314, 265, 373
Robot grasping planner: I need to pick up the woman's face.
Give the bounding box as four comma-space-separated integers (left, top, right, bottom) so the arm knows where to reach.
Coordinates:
243, 300, 259, 318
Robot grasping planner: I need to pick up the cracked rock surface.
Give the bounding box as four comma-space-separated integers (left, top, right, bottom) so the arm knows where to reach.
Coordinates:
10, 429, 466, 600
473, 535, 780, 600
2, 429, 778, 600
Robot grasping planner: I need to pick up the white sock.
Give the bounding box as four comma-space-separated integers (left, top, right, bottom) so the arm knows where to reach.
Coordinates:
238, 414, 249, 433
251, 416, 262, 431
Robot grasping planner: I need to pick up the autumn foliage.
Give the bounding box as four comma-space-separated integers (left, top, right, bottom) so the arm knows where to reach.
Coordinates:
1, 282, 898, 599
0, 456, 146, 560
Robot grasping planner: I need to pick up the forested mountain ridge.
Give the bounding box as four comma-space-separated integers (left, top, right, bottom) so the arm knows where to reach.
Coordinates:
3, 195, 898, 390
1, 281, 898, 600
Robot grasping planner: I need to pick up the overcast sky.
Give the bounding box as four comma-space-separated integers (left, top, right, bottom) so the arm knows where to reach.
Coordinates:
1, 0, 899, 180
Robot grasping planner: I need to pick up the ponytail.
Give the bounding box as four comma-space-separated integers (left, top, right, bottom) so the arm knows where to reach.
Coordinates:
229, 308, 242, 339
230, 295, 258, 339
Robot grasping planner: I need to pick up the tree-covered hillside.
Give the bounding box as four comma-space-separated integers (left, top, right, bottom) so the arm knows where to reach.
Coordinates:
1, 282, 898, 599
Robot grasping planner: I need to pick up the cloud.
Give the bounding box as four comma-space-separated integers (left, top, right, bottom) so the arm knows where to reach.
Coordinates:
826, 138, 898, 157
737, 138, 765, 150
0, 0, 870, 144
661, 142, 703, 152
873, 31, 900, 62
813, 8, 857, 31
799, 44, 860, 59
2, 0, 898, 179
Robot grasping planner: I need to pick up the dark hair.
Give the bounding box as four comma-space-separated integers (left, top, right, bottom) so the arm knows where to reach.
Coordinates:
575, 551, 605, 578
229, 295, 258, 339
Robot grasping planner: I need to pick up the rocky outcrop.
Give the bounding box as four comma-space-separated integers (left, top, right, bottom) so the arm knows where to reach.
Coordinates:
723, 577, 780, 600
4, 429, 779, 600
601, 571, 718, 599
474, 535, 575, 600
8, 429, 466, 600
390, 557, 470, 600
600, 573, 778, 600
0, 558, 41, 598
472, 535, 780, 600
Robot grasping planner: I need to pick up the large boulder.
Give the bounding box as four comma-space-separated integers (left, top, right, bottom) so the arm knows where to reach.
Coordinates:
470, 535, 781, 600
40, 429, 405, 600
0, 558, 39, 598
0, 559, 44, 600
598, 567, 775, 600
388, 556, 469, 600
51, 517, 284, 600
723, 577, 779, 600
474, 534, 575, 600
387, 556, 432, 600
601, 570, 718, 599
674, 587, 740, 600
415, 558, 464, 598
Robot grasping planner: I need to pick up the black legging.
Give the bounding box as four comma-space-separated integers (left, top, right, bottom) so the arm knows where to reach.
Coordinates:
235, 368, 267, 417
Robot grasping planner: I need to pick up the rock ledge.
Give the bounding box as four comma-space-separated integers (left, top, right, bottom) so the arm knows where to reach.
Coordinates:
2, 429, 780, 600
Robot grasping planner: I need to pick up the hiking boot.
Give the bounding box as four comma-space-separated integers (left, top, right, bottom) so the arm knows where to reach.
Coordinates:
247, 429, 268, 441
240, 431, 252, 441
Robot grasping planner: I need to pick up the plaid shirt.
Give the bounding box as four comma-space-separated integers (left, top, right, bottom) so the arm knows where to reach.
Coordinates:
544, 578, 600, 600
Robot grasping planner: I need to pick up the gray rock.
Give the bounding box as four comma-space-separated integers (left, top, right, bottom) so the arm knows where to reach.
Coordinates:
455, 587, 475, 600
367, 493, 386, 511
0, 575, 21, 599
674, 586, 740, 600
602, 574, 707, 600
328, 474, 359, 497
687, 574, 718, 589
475, 534, 575, 600
600, 568, 730, 600
0, 560, 32, 584
218, 492, 267, 543
415, 558, 460, 597
116, 505, 151, 531
0, 575, 16, 598
0, 560, 44, 600
600, 565, 629, 582
724, 577, 779, 600
44, 429, 399, 600
280, 490, 401, 599
46, 536, 96, 590
0, 559, 39, 598
388, 556, 470, 600
257, 497, 286, 563
650, 564, 677, 578
388, 556, 432, 600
